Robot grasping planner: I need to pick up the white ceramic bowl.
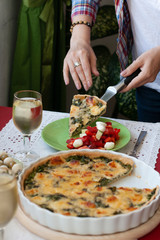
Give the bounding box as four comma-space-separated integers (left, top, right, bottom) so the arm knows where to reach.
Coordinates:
18, 150, 160, 235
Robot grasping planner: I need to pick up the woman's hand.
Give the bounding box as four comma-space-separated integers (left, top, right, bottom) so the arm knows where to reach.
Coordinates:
120, 46, 160, 92
63, 25, 99, 91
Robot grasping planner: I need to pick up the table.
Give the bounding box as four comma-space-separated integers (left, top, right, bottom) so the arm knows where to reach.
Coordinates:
0, 106, 160, 240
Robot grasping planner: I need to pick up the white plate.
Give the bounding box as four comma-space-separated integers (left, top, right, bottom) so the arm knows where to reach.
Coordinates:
18, 150, 160, 235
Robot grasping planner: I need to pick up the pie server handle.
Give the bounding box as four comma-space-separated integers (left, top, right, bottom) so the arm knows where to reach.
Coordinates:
116, 68, 141, 92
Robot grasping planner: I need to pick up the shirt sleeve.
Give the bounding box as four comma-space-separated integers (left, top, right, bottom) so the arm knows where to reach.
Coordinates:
71, 0, 101, 24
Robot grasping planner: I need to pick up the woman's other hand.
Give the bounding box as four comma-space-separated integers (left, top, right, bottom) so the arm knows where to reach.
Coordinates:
120, 46, 160, 92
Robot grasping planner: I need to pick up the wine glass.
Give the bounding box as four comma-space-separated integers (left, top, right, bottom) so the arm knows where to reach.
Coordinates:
12, 90, 43, 166
0, 172, 18, 240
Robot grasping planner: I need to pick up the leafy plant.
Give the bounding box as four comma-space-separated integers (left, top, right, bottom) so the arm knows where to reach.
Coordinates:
91, 5, 118, 40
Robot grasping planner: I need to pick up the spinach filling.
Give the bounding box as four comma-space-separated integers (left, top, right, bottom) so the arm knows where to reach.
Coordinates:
71, 116, 82, 124
95, 157, 112, 164
73, 207, 90, 217
72, 99, 82, 106
24, 169, 37, 189
113, 210, 122, 215
30, 193, 39, 197
45, 193, 67, 201
98, 102, 103, 108
72, 125, 83, 136
66, 155, 91, 164
60, 205, 90, 217
24, 179, 38, 190
40, 204, 53, 212
98, 177, 111, 186
115, 160, 132, 172
108, 186, 117, 194
94, 194, 109, 208
147, 188, 156, 201
36, 162, 49, 173
24, 161, 53, 189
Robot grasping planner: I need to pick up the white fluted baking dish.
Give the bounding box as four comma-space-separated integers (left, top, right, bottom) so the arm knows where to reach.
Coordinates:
18, 150, 160, 235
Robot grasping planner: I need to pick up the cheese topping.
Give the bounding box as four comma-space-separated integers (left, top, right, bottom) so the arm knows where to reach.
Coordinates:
23, 154, 158, 218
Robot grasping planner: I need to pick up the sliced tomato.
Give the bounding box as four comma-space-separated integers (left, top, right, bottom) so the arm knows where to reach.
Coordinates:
78, 145, 90, 149
82, 135, 90, 146
66, 138, 75, 144
94, 140, 104, 147
85, 130, 93, 136
103, 127, 114, 136
113, 128, 120, 140
89, 134, 97, 142
89, 141, 98, 149
104, 136, 115, 143
86, 96, 96, 106
106, 121, 112, 126
66, 143, 74, 149
86, 126, 97, 133
66, 138, 75, 149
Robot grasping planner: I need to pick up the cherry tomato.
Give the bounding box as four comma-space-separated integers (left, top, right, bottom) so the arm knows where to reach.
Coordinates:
67, 143, 74, 149
103, 127, 114, 136
106, 122, 112, 126
86, 126, 97, 133
82, 136, 90, 146
66, 138, 75, 144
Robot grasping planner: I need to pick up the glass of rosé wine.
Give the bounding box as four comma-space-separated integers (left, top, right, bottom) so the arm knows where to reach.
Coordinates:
12, 90, 42, 165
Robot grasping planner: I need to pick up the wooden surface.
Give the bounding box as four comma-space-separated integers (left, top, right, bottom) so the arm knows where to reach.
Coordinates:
16, 204, 160, 240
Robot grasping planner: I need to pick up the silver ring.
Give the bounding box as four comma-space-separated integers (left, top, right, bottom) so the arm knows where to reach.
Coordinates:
74, 61, 81, 68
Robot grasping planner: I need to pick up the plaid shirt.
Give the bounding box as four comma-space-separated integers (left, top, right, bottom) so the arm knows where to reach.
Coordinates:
71, 0, 133, 70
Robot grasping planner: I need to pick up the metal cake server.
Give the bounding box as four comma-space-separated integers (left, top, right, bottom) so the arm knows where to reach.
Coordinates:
101, 68, 141, 102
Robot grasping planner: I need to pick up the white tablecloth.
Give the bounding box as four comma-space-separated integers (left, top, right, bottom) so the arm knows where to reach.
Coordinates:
1, 111, 160, 240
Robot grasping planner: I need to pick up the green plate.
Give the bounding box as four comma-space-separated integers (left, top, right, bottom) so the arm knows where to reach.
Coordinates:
41, 118, 130, 151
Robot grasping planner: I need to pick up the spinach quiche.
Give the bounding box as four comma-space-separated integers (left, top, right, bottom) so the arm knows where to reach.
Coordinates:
69, 94, 107, 137
22, 151, 159, 218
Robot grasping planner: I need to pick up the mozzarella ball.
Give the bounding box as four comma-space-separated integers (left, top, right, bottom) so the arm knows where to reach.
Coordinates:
73, 139, 83, 148
104, 142, 115, 150
96, 121, 106, 127
96, 122, 106, 132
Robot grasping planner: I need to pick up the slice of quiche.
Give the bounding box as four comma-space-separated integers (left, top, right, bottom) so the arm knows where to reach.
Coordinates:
69, 94, 107, 137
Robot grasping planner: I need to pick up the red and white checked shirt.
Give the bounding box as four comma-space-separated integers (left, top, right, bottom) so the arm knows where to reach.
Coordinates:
71, 0, 133, 70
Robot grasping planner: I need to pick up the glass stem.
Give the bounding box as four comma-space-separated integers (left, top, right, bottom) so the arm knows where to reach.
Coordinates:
0, 228, 4, 240
23, 135, 31, 154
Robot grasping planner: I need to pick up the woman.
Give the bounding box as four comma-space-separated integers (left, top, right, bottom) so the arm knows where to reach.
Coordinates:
63, 0, 160, 122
